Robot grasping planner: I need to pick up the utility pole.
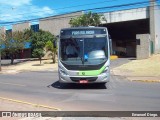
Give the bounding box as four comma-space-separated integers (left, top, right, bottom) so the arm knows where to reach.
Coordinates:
149, 0, 156, 54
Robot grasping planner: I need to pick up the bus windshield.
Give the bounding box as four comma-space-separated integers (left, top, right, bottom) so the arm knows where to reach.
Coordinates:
60, 36, 108, 65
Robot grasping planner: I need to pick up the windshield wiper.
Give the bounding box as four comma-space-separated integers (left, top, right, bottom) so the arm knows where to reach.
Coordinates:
80, 56, 84, 65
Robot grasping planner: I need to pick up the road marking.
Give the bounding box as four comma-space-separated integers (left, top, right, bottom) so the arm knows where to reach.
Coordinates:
0, 82, 26, 87
0, 96, 61, 111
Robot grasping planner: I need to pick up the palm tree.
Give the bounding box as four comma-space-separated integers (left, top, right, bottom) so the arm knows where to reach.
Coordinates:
45, 40, 57, 63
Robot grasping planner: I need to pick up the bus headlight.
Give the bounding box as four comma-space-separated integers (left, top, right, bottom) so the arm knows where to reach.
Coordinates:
59, 66, 68, 76
101, 66, 109, 74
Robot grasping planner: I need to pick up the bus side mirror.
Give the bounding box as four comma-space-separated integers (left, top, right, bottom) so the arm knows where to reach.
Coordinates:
56, 35, 59, 38
109, 35, 112, 55
109, 39, 112, 55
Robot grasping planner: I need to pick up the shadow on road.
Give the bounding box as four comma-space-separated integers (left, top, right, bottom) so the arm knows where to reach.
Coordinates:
128, 58, 136, 60
50, 81, 107, 89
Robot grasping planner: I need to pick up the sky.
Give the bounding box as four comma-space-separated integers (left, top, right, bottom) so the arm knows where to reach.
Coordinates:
0, 0, 158, 29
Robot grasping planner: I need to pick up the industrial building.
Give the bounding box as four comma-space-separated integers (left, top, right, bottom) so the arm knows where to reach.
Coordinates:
0, 0, 160, 59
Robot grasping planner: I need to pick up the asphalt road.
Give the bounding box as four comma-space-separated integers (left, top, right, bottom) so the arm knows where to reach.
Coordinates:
0, 58, 160, 119
0, 71, 160, 111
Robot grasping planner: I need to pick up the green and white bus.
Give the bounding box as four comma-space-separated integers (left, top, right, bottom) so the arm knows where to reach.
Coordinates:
58, 27, 111, 85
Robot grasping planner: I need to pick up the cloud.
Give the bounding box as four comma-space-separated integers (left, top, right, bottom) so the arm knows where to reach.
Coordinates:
28, 6, 55, 18
0, 0, 31, 7
0, 0, 56, 24
42, 6, 54, 14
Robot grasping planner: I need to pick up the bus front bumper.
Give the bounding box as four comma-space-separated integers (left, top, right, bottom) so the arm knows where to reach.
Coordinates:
59, 71, 110, 83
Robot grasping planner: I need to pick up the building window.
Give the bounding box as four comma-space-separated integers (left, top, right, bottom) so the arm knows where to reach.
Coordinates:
31, 24, 39, 32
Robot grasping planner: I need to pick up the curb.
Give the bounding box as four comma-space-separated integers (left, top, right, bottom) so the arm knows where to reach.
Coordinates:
110, 55, 118, 60
112, 69, 160, 83
0, 97, 61, 111
130, 79, 160, 83
0, 70, 19, 74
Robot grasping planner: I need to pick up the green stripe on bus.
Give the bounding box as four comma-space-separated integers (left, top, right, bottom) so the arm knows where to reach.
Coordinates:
78, 66, 105, 76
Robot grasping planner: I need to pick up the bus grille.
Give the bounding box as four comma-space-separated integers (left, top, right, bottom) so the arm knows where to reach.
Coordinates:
70, 77, 98, 82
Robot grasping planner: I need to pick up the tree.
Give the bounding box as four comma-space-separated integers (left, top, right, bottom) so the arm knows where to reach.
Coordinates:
69, 11, 103, 27
0, 32, 6, 58
1, 30, 31, 64
31, 29, 54, 64
45, 38, 57, 63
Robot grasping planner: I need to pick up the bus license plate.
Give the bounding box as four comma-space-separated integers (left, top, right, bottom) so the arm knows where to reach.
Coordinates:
79, 80, 88, 83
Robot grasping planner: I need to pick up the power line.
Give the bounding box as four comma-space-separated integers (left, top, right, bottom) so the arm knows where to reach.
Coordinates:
0, 0, 88, 9
0, 0, 121, 25
2, 5, 160, 27
0, 0, 153, 21
0, 0, 159, 26
2, 7, 160, 28
1, 0, 120, 17
1, 0, 158, 22
99, 6, 159, 15
90, 3, 160, 13
0, 1, 150, 23
82, 0, 159, 11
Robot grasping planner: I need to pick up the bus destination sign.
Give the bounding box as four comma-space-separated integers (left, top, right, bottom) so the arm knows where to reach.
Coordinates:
72, 30, 95, 35
61, 28, 106, 36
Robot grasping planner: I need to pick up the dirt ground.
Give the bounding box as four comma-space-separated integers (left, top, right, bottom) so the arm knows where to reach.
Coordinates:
113, 54, 160, 77
1, 59, 58, 74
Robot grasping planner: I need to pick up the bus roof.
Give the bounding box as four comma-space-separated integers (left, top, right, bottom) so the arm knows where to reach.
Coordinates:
60, 27, 108, 36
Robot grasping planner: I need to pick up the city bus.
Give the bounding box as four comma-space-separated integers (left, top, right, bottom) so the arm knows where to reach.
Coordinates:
58, 27, 111, 85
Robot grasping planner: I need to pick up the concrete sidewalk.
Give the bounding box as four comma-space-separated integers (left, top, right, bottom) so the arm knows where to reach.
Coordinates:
111, 55, 160, 83
0, 100, 61, 120
112, 67, 160, 83
0, 59, 58, 74
127, 76, 160, 82
0, 97, 61, 120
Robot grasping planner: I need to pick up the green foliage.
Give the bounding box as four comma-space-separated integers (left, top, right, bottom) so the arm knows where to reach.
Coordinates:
31, 29, 55, 64
32, 49, 44, 60
1, 49, 6, 58
23, 28, 34, 42
69, 11, 103, 27
1, 30, 29, 64
45, 38, 57, 63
